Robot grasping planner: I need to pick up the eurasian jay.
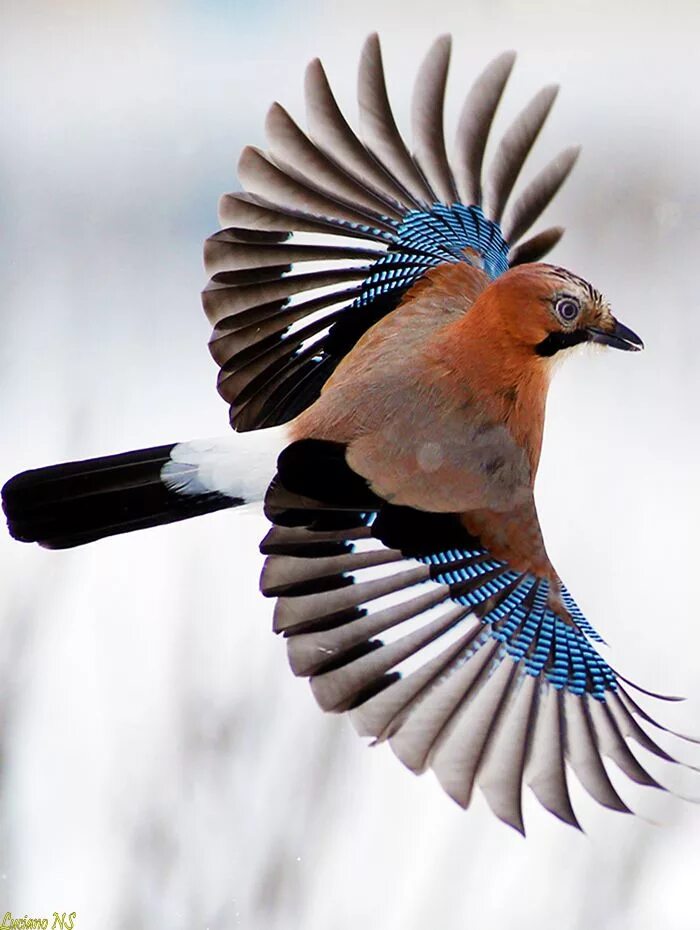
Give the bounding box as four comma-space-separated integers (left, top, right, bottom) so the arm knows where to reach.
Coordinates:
3, 35, 696, 832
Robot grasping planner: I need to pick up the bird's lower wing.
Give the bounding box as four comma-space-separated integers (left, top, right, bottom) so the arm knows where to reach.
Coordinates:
260, 439, 699, 832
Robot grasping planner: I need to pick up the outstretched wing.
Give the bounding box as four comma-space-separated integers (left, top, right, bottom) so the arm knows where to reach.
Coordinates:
260, 439, 699, 832
203, 35, 579, 431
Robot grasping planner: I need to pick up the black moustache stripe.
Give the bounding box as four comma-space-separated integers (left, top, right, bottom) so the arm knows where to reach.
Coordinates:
535, 330, 589, 357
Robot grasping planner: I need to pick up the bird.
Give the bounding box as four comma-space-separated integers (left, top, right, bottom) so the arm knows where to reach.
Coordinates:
2, 34, 697, 833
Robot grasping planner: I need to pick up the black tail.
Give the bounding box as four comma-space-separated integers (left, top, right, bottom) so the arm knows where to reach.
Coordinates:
2, 444, 241, 549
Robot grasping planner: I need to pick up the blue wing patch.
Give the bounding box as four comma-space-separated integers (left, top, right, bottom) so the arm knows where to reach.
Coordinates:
355, 204, 510, 309
419, 546, 616, 699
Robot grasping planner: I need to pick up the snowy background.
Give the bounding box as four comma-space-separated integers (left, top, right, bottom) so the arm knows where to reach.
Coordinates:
1, 1, 700, 928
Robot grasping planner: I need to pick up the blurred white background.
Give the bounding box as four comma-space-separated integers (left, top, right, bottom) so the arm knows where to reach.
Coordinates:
1, 1, 700, 928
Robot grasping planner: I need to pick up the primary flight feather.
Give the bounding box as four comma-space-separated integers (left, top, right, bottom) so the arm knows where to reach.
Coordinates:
3, 34, 696, 833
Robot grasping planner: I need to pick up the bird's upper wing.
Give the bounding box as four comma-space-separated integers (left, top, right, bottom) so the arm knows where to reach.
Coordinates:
203, 35, 579, 431
260, 439, 699, 832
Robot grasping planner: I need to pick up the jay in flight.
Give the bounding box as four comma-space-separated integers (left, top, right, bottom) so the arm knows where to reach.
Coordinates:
3, 35, 697, 832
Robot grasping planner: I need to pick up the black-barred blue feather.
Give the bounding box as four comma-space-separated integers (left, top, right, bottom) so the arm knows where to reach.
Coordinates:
356, 204, 510, 310
419, 549, 616, 698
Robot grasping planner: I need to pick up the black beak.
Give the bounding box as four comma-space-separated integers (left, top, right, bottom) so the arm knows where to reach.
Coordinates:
586, 319, 644, 352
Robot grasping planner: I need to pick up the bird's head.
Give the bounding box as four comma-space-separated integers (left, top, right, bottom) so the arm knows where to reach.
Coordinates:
491, 263, 644, 359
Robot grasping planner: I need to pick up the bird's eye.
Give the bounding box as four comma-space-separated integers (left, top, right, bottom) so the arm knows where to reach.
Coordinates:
555, 297, 580, 323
